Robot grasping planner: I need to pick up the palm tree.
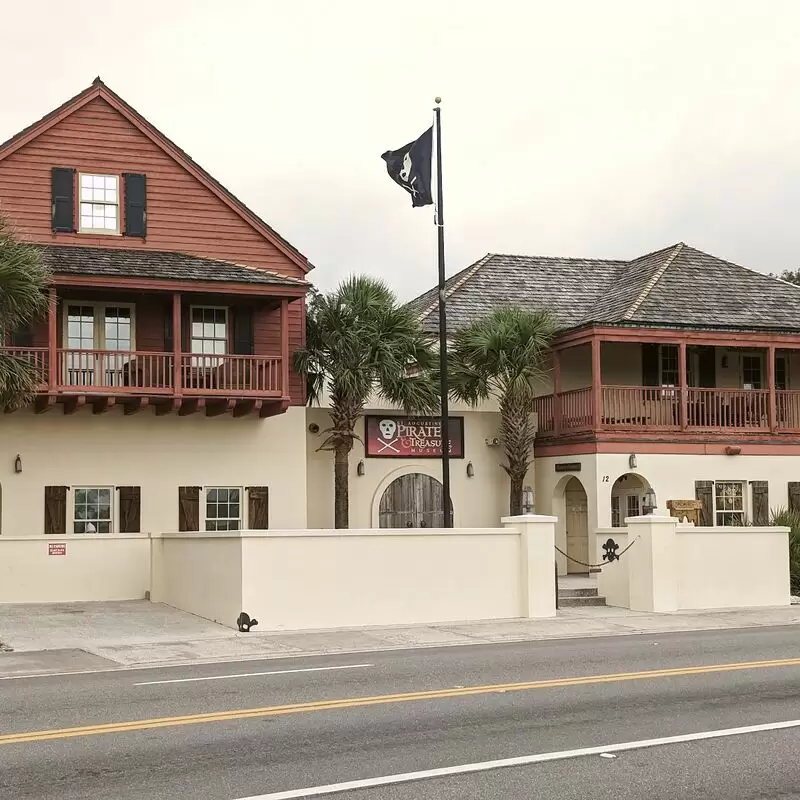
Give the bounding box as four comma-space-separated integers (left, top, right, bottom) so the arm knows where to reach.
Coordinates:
294, 276, 439, 528
0, 216, 51, 410
449, 307, 556, 516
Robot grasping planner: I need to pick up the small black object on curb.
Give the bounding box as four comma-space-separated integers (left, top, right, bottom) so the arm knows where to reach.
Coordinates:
236, 612, 259, 632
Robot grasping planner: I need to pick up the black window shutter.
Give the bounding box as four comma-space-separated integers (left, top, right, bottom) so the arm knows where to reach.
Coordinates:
118, 486, 141, 533
44, 486, 68, 535
698, 347, 716, 388
164, 302, 173, 352
233, 308, 254, 355
51, 168, 75, 233
642, 344, 659, 386
248, 487, 269, 529
123, 173, 147, 237
789, 482, 800, 513
751, 481, 769, 526
695, 481, 713, 526
11, 326, 34, 347
178, 486, 200, 532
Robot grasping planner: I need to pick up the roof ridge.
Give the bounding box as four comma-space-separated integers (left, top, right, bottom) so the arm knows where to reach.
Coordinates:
486, 251, 624, 264
622, 242, 685, 320
416, 253, 495, 321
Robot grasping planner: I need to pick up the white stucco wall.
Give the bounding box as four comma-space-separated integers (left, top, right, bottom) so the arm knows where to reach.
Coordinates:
0, 534, 150, 602
0, 406, 308, 536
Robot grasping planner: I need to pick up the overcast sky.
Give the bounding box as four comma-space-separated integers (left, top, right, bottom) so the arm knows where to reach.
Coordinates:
3, 0, 800, 298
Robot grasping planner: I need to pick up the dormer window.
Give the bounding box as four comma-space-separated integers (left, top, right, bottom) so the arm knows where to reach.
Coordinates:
79, 173, 119, 233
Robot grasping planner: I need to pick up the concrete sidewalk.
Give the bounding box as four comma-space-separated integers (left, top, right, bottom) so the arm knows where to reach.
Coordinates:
2, 600, 800, 677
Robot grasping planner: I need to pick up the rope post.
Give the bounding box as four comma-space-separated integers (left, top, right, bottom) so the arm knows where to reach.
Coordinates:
554, 561, 559, 610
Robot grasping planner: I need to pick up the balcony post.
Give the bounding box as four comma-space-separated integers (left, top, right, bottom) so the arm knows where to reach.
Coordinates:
591, 336, 602, 429
172, 293, 182, 394
280, 298, 290, 398
553, 349, 562, 436
48, 287, 57, 390
678, 342, 688, 430
768, 344, 776, 431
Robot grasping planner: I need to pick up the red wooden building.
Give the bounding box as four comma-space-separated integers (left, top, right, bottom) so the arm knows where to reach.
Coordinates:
0, 77, 310, 419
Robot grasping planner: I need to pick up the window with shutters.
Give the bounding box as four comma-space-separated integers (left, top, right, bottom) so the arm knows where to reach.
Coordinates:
205, 487, 241, 531
73, 487, 113, 533
713, 481, 746, 526
191, 306, 228, 367
79, 174, 120, 234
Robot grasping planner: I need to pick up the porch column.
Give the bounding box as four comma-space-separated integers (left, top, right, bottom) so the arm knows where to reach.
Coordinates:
678, 342, 687, 430
553, 349, 562, 436
768, 344, 776, 432
172, 293, 182, 394
48, 287, 57, 390
591, 336, 602, 429
280, 298, 290, 398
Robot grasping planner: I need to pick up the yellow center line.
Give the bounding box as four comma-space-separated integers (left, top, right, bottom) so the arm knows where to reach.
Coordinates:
3, 656, 800, 746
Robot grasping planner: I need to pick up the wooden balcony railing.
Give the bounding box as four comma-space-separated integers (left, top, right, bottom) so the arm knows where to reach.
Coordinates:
0, 348, 283, 397
533, 385, 796, 436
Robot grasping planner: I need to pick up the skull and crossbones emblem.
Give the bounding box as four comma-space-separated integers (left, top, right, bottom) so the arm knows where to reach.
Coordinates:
377, 419, 400, 454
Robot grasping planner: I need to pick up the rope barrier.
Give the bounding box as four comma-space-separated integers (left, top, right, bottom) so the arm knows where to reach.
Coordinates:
554, 535, 640, 570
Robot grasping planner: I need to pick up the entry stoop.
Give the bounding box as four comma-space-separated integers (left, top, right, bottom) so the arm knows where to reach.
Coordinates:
557, 576, 607, 608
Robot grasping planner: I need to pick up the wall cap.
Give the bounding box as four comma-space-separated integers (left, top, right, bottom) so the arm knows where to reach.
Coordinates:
501, 514, 558, 524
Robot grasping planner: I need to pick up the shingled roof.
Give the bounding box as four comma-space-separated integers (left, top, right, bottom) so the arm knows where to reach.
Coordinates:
41, 245, 307, 287
408, 242, 800, 334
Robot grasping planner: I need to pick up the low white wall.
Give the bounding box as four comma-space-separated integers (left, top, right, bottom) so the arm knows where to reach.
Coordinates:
595, 529, 630, 609
151, 533, 243, 626
596, 514, 791, 612
151, 516, 557, 630
0, 535, 150, 603
677, 527, 790, 610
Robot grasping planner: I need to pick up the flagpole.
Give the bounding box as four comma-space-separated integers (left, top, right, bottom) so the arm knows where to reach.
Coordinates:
433, 97, 452, 528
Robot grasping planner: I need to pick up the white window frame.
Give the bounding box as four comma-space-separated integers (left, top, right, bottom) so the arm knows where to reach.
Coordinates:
712, 480, 749, 526
203, 486, 243, 531
63, 302, 137, 350
72, 486, 115, 534
190, 305, 228, 367
78, 173, 120, 235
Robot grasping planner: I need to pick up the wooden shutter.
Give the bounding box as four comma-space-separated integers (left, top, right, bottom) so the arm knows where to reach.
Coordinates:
248, 487, 269, 529
178, 486, 200, 531
118, 486, 141, 533
123, 173, 147, 237
11, 326, 34, 347
641, 344, 659, 386
697, 346, 716, 388
164, 302, 173, 352
44, 486, 68, 535
751, 481, 769, 525
51, 167, 75, 232
789, 482, 800, 512
695, 480, 713, 526
233, 308, 254, 355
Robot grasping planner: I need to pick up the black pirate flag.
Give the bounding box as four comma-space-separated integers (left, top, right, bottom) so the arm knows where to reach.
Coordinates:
381, 127, 433, 207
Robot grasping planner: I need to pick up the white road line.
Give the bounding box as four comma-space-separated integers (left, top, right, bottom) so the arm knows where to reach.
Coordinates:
133, 663, 373, 686
238, 718, 800, 799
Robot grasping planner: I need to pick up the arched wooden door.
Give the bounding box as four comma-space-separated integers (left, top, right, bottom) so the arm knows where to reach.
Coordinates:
378, 473, 450, 528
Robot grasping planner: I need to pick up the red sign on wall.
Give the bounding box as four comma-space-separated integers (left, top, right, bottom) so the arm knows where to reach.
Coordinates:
365, 416, 464, 458
48, 543, 67, 556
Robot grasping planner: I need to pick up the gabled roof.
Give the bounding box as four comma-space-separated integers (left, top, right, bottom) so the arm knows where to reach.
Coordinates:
0, 78, 312, 273
408, 243, 800, 334
41, 245, 307, 288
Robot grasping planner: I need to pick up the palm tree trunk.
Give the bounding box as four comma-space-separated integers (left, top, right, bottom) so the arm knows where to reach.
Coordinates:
333, 443, 350, 529
509, 470, 524, 516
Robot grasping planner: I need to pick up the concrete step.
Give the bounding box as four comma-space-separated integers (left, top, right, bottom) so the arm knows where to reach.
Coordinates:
558, 595, 607, 607
558, 587, 599, 598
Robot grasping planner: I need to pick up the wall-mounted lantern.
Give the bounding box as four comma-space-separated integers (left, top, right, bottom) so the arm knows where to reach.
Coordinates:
466, 461, 474, 478
629, 453, 637, 470
357, 459, 365, 476
14, 454, 22, 474
643, 487, 657, 514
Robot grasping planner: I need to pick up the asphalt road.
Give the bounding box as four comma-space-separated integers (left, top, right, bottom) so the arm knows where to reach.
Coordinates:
1, 625, 799, 799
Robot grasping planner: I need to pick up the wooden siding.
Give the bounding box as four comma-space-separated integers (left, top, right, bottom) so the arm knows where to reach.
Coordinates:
0, 96, 307, 404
